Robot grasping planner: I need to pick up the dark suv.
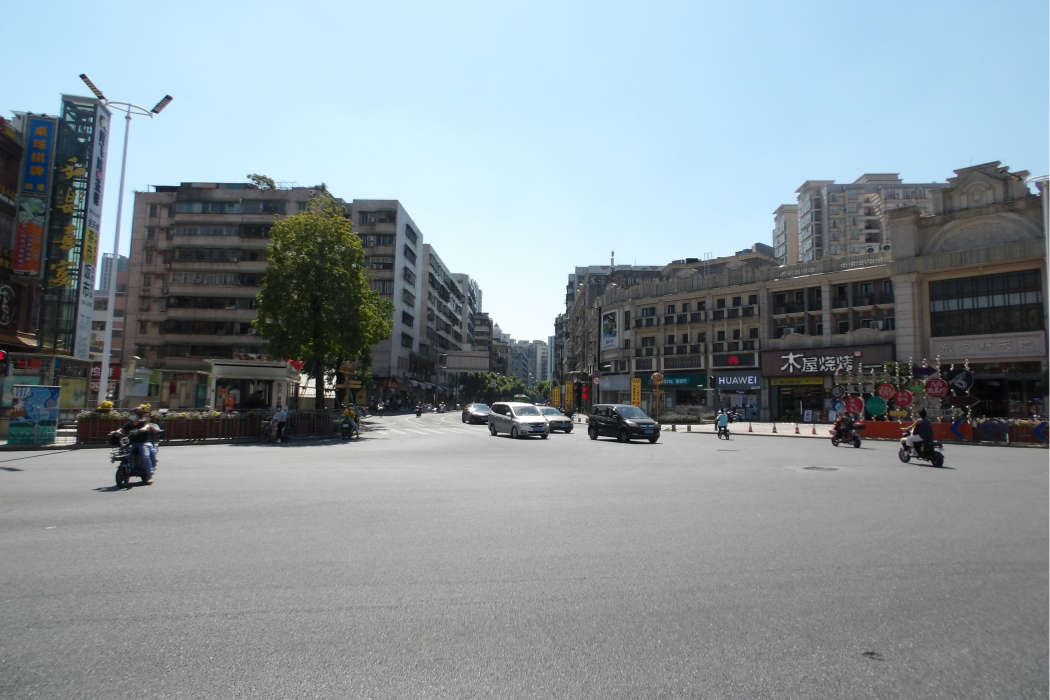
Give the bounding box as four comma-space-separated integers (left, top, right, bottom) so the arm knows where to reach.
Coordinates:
587, 404, 659, 443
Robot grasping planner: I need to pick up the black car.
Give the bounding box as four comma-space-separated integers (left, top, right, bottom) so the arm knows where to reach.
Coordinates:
462, 403, 491, 424
587, 404, 659, 443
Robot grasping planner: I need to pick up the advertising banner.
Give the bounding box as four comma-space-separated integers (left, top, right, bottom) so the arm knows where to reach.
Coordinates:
564, 381, 573, 411
631, 377, 642, 407
551, 384, 560, 407
601, 310, 618, 350
14, 117, 57, 277
8, 385, 60, 445
58, 377, 88, 409
73, 104, 109, 360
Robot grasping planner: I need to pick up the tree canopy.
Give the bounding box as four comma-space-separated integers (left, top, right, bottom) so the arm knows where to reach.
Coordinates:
460, 372, 551, 404
254, 196, 394, 406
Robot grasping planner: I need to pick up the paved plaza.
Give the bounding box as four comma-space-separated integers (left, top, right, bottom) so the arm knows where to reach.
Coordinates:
1, 413, 1046, 699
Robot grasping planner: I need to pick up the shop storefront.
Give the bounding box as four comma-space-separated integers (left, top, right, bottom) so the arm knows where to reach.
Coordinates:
644, 371, 706, 417
761, 344, 895, 422
598, 374, 631, 405
930, 332, 1047, 418
207, 360, 298, 411
712, 371, 762, 420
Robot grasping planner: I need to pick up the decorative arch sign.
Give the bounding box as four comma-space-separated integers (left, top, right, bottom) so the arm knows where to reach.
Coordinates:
924, 378, 949, 399
845, 396, 865, 415
876, 383, 896, 399
893, 389, 914, 408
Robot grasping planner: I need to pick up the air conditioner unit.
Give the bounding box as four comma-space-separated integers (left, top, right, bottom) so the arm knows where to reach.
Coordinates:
866, 247, 876, 254
882, 244, 891, 251
869, 321, 883, 331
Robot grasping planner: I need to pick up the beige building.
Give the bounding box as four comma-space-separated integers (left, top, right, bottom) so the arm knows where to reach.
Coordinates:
568, 162, 1046, 422
772, 204, 798, 265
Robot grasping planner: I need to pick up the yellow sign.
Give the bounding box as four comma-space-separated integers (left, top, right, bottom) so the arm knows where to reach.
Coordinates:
631, 377, 642, 407
564, 381, 573, 411
552, 384, 560, 406
770, 377, 824, 386
889, 409, 908, 417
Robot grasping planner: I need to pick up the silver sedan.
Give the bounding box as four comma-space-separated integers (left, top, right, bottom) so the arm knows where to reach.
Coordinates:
539, 406, 573, 433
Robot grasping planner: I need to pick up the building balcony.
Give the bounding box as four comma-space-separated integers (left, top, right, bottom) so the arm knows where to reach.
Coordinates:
773, 302, 806, 316
676, 314, 688, 324
635, 358, 655, 371
663, 354, 704, 370
690, 312, 705, 323
644, 317, 655, 327
832, 297, 849, 309
664, 315, 675, 325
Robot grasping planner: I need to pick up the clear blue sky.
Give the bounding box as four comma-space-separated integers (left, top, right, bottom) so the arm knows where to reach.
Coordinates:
6, 1, 1048, 342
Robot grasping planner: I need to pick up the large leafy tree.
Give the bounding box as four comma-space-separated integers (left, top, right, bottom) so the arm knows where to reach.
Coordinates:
254, 196, 394, 407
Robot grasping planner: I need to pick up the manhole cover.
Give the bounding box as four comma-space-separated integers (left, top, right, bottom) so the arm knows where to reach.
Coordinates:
803, 466, 838, 471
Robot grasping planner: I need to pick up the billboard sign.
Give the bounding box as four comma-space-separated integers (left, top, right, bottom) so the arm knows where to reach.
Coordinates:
564, 381, 573, 411
601, 311, 618, 350
631, 377, 641, 407
7, 385, 60, 445
551, 384, 560, 407
19, 117, 56, 196
14, 116, 57, 276
73, 104, 109, 360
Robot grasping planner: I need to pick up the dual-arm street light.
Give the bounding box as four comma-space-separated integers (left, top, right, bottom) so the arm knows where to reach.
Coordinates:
79, 74, 172, 404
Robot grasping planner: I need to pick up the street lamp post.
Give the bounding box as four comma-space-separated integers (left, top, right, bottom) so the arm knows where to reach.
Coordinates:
79, 74, 171, 406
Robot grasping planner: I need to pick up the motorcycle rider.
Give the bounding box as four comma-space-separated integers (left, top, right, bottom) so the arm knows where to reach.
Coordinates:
902, 408, 935, 455
415, 403, 422, 417
832, 411, 855, 442
716, 409, 730, 437
110, 407, 158, 484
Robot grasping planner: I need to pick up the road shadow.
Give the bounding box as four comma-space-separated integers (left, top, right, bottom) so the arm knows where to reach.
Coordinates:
93, 481, 150, 493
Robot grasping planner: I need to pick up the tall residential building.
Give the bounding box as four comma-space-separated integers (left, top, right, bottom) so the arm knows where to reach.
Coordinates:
419, 243, 466, 357
772, 204, 798, 265
794, 174, 944, 262
97, 253, 129, 293
474, 312, 493, 352
451, 273, 479, 351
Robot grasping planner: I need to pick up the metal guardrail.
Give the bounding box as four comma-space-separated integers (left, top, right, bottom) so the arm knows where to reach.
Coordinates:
75, 410, 341, 445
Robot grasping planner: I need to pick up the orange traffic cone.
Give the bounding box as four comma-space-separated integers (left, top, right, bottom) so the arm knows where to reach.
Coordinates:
811, 424, 817, 435
772, 423, 777, 433
748, 422, 753, 432
795, 423, 800, 434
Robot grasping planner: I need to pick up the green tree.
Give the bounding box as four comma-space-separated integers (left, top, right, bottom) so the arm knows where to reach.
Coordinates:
254, 196, 394, 407
247, 173, 277, 190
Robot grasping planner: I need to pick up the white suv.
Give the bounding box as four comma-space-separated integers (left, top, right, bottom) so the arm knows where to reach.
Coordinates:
488, 402, 550, 439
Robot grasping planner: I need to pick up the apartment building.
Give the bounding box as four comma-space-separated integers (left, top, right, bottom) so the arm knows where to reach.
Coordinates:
791, 174, 945, 263
772, 204, 798, 265
451, 273, 479, 352
564, 161, 1046, 422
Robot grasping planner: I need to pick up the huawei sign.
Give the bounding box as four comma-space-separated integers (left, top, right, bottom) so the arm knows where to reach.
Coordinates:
727, 355, 740, 365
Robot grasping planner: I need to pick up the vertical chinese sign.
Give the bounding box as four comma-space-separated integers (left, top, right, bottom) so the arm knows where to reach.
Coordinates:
631, 377, 642, 408
564, 381, 573, 412
14, 116, 57, 276
551, 383, 560, 408
39, 97, 109, 359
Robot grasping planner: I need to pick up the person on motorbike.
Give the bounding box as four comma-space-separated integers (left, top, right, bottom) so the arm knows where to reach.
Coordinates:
273, 404, 288, 443
415, 403, 422, 416
716, 409, 730, 436
110, 407, 157, 484
833, 411, 854, 441
347, 405, 359, 439
902, 408, 934, 454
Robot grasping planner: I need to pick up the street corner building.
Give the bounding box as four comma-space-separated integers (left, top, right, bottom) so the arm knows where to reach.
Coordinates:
558, 162, 1047, 423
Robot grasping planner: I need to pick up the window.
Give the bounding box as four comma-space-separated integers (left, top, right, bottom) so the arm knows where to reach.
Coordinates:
749, 327, 759, 339
828, 193, 839, 202
166, 206, 174, 217
883, 280, 893, 294
403, 245, 417, 265
402, 311, 414, 327
848, 203, 858, 213
624, 310, 630, 326
859, 283, 872, 297
92, 321, 106, 331
138, 321, 148, 334
405, 225, 417, 245
624, 339, 630, 349
402, 288, 415, 305
113, 309, 124, 317
666, 304, 675, 314
143, 274, 151, 287
376, 234, 395, 246
830, 219, 840, 229
403, 266, 416, 286
666, 335, 675, 346
368, 255, 394, 270
929, 269, 1044, 337
117, 284, 127, 293
717, 330, 726, 341
297, 202, 310, 212
401, 333, 414, 348
849, 243, 862, 254
371, 280, 394, 294
641, 307, 656, 318
681, 302, 690, 313
640, 336, 656, 347
829, 206, 839, 215
94, 299, 108, 310
149, 204, 158, 216
838, 321, 850, 334
732, 296, 741, 307
146, 227, 155, 240
680, 333, 689, 343
732, 329, 741, 340
848, 190, 858, 200
716, 298, 726, 309
145, 252, 153, 263
884, 318, 895, 330
829, 244, 840, 255
748, 294, 758, 306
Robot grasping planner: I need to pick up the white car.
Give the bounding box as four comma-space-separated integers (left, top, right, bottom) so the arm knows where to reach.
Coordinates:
487, 402, 550, 439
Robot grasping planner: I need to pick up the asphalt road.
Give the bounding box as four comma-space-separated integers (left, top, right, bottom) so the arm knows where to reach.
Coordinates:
1, 413, 1046, 699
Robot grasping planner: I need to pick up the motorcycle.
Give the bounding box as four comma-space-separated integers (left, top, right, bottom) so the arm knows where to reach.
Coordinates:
830, 421, 865, 448
717, 425, 730, 440
260, 414, 293, 443
110, 427, 165, 489
415, 406, 422, 417
340, 411, 357, 440
899, 432, 945, 468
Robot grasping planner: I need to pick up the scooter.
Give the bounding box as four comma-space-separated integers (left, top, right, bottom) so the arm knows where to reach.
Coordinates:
899, 431, 945, 468
830, 421, 865, 448
340, 414, 355, 440
110, 427, 165, 489
261, 414, 292, 443
717, 425, 730, 440
415, 406, 422, 417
